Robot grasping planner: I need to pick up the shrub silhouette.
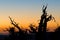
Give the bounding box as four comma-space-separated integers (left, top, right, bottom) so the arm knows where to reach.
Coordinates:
29, 24, 37, 33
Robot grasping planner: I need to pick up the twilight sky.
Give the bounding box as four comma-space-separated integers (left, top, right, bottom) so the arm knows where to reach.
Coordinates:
0, 0, 60, 33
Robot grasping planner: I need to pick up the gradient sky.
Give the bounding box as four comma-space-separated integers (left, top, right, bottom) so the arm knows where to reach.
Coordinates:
0, 0, 60, 33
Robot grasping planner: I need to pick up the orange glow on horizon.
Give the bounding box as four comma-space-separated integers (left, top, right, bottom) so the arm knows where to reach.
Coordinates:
0, 16, 59, 33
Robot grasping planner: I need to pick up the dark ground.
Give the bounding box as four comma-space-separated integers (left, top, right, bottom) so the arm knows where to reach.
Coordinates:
0, 32, 59, 40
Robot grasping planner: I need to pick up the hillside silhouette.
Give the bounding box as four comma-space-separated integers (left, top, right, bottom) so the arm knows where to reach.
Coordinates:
0, 5, 60, 40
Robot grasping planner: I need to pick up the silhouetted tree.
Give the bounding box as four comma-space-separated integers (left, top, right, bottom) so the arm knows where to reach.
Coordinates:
9, 16, 26, 40
36, 5, 55, 40
38, 5, 53, 32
